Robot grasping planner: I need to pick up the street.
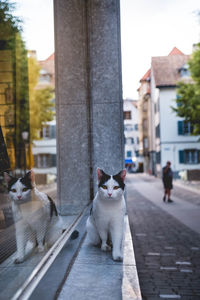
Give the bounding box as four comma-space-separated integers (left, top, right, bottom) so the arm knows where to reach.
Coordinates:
126, 174, 200, 300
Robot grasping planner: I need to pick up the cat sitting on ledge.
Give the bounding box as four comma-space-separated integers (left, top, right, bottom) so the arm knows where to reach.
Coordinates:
86, 168, 126, 261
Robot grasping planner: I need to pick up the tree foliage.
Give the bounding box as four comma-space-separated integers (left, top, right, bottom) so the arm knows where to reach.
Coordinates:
0, 0, 22, 35
28, 56, 54, 140
0, 0, 55, 171
173, 43, 200, 135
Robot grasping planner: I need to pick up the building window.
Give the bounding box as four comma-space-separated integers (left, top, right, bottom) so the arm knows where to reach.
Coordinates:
35, 154, 51, 168
39, 70, 51, 83
156, 151, 161, 163
178, 121, 193, 135
155, 124, 160, 138
40, 125, 56, 139
127, 151, 132, 158
137, 137, 139, 144
134, 124, 138, 130
51, 154, 56, 166
179, 64, 190, 78
124, 125, 133, 131
154, 103, 157, 113
40, 126, 50, 138
124, 111, 131, 120
179, 149, 200, 164
126, 138, 134, 145
143, 137, 148, 148
50, 125, 56, 138
143, 119, 147, 130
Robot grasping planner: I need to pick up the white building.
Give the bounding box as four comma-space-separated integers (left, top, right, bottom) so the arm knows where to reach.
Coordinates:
33, 119, 56, 175
123, 99, 141, 172
150, 47, 200, 178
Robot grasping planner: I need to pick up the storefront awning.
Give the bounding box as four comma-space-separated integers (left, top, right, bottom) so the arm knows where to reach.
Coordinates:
125, 159, 132, 164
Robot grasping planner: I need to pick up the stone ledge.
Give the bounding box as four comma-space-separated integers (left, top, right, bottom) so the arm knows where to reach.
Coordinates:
122, 216, 142, 300
57, 215, 142, 300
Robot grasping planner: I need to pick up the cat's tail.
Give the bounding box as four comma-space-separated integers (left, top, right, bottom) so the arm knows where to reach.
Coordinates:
62, 229, 79, 240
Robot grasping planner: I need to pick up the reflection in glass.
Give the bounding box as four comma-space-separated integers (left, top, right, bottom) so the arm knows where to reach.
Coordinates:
0, 2, 57, 299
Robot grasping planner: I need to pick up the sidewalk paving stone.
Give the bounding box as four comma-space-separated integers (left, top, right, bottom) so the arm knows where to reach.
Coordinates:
126, 174, 200, 300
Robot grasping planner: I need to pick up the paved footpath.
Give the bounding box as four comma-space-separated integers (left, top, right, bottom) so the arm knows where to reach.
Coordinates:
126, 174, 200, 300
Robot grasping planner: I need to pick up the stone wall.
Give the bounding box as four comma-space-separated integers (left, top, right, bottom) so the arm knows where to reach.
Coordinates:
54, 0, 124, 214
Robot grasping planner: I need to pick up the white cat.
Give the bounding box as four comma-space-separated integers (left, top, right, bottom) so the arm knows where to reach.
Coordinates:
4, 170, 65, 264
86, 168, 126, 261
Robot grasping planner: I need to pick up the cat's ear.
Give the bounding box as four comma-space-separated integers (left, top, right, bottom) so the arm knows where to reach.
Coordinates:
25, 170, 35, 185
116, 169, 126, 182
4, 172, 12, 184
97, 168, 104, 182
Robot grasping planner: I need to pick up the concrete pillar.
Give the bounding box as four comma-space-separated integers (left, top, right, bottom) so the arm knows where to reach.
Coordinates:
54, 0, 124, 214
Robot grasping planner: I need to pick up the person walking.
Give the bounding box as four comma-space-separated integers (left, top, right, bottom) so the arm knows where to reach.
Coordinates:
162, 161, 173, 203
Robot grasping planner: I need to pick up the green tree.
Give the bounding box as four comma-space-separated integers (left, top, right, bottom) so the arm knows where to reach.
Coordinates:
28, 56, 54, 140
173, 43, 200, 135
0, 0, 21, 35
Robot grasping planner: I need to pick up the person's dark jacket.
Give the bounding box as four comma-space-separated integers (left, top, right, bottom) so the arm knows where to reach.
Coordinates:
162, 166, 173, 189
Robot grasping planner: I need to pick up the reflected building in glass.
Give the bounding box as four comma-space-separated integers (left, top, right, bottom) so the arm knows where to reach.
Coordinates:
0, 23, 30, 177
32, 52, 56, 184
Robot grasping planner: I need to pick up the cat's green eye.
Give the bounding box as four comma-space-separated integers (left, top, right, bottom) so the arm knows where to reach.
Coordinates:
102, 185, 107, 190
11, 189, 16, 193
113, 186, 119, 190
23, 188, 29, 192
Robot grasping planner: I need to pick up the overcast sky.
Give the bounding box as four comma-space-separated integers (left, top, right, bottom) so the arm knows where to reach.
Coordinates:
14, 0, 200, 100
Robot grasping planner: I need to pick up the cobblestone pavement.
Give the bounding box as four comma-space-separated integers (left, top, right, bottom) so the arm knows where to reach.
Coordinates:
140, 174, 200, 206
126, 175, 200, 300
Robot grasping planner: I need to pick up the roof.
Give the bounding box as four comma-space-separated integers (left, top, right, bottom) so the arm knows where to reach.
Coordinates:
151, 48, 190, 87
168, 47, 184, 56
140, 69, 151, 82
46, 53, 55, 61
39, 53, 55, 75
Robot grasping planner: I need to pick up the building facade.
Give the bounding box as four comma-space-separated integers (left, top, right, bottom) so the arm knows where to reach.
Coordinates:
32, 53, 56, 181
139, 47, 200, 177
123, 98, 141, 172
137, 69, 151, 173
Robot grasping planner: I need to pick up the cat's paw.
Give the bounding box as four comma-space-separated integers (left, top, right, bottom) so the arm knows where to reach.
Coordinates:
112, 252, 123, 262
14, 257, 24, 264
101, 244, 111, 251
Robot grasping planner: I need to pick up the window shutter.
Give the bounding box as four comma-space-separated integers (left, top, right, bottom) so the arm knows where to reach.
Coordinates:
178, 121, 183, 135
127, 151, 132, 158
50, 125, 56, 138
51, 154, 56, 167
198, 150, 200, 163
179, 150, 184, 163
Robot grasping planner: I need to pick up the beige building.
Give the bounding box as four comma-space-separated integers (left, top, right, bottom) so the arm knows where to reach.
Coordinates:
137, 69, 151, 173
38, 53, 55, 89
